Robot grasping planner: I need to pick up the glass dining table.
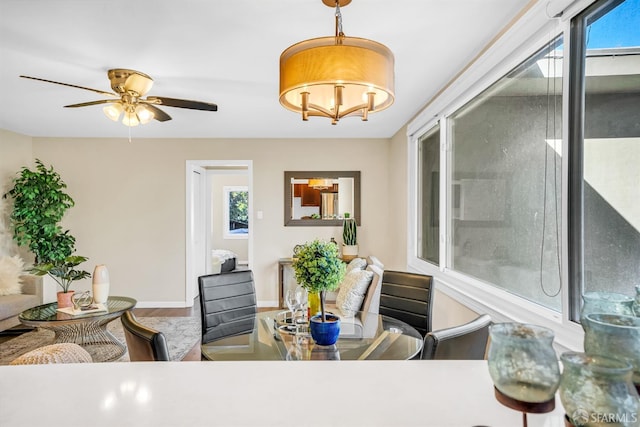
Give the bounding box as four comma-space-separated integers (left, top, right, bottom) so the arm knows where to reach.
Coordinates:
201, 310, 424, 361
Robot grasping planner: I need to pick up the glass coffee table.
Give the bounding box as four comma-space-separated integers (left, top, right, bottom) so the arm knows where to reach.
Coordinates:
19, 296, 137, 362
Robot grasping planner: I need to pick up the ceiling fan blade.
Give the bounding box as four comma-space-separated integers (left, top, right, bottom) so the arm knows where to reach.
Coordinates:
147, 96, 218, 111
64, 99, 117, 108
20, 75, 116, 97
143, 104, 172, 122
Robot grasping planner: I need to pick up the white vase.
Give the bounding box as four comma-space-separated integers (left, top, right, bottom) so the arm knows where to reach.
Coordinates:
92, 264, 110, 304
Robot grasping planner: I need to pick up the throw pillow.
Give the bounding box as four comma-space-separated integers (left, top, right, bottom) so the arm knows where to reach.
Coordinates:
335, 269, 374, 317
345, 257, 367, 273
0, 255, 25, 296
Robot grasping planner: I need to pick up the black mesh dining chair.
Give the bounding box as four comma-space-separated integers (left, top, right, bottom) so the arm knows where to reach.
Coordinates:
198, 270, 257, 345
379, 270, 434, 337
421, 314, 492, 360
121, 310, 170, 361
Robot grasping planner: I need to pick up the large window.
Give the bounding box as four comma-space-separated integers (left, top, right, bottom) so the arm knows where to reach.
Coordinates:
570, 0, 640, 319
410, 0, 639, 335
448, 38, 563, 311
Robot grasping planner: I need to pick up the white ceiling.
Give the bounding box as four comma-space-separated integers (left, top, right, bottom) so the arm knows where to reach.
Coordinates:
0, 0, 531, 140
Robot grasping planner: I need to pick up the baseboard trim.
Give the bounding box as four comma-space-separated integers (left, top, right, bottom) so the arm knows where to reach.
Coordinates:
135, 301, 192, 309
258, 300, 278, 308
134, 300, 279, 309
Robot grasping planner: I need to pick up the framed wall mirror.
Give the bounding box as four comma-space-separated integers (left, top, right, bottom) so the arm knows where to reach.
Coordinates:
284, 171, 361, 226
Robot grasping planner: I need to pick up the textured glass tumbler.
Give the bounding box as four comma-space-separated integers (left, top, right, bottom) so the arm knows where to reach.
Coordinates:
488, 323, 561, 403
560, 352, 639, 427
581, 292, 635, 323
583, 313, 640, 388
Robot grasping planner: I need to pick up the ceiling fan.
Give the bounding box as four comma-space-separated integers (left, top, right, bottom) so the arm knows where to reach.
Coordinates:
20, 68, 218, 127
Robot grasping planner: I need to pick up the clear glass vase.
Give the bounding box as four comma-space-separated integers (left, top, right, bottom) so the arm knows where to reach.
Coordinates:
583, 313, 640, 389
633, 286, 640, 317
560, 352, 639, 427
581, 292, 635, 323
487, 323, 561, 403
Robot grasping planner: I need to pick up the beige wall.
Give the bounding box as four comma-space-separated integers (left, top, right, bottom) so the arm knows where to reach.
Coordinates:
431, 289, 479, 330
386, 125, 409, 270
0, 129, 34, 259
29, 137, 390, 307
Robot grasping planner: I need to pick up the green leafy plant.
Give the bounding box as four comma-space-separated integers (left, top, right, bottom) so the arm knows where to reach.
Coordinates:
292, 239, 346, 322
342, 214, 357, 246
3, 159, 75, 264
31, 255, 91, 293
3, 159, 90, 293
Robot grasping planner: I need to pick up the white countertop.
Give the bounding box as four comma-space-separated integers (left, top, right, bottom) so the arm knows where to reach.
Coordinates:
0, 360, 566, 427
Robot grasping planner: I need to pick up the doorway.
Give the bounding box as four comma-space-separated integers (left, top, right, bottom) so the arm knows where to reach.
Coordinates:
185, 160, 253, 307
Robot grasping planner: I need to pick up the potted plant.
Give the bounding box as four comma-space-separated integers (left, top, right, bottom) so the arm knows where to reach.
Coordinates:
342, 213, 358, 261
31, 255, 91, 307
3, 159, 89, 307
292, 239, 346, 345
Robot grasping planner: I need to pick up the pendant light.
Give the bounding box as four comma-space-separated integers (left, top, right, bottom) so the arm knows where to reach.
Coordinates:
279, 0, 395, 124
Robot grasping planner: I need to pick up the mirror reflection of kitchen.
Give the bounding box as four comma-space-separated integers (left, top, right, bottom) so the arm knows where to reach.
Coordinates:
290, 177, 354, 220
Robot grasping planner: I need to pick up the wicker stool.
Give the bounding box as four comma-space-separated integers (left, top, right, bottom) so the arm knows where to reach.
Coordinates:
10, 343, 93, 365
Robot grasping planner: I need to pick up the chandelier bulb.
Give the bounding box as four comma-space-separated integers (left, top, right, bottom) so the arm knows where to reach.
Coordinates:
103, 103, 123, 122
135, 105, 155, 125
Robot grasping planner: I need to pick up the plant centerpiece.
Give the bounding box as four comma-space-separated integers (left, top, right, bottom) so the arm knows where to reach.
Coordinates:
3, 159, 90, 307
342, 213, 358, 261
292, 239, 346, 345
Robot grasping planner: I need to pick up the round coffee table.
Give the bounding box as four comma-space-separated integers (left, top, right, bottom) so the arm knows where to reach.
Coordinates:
19, 296, 137, 362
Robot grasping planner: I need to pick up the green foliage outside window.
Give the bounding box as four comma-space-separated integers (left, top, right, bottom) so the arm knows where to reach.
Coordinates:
229, 190, 248, 231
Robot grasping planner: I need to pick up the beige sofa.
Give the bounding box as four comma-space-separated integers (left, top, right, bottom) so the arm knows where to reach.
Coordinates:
0, 275, 43, 332
326, 255, 384, 315
324, 256, 384, 339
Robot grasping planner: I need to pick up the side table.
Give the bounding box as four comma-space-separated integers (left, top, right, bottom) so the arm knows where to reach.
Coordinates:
278, 258, 294, 308
19, 296, 137, 362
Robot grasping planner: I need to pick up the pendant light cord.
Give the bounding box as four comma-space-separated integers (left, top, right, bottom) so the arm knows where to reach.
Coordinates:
334, 1, 345, 40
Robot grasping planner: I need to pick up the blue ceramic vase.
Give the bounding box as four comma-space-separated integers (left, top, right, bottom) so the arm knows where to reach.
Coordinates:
310, 314, 340, 346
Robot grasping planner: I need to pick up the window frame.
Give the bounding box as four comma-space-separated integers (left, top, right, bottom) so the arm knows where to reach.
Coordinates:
416, 123, 442, 266
567, 0, 629, 322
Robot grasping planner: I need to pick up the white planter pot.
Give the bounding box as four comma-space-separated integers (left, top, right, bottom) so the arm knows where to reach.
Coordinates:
342, 244, 359, 261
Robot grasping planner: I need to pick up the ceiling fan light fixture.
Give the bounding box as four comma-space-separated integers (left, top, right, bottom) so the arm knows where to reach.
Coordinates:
135, 104, 154, 125
103, 103, 123, 122
279, 0, 394, 124
20, 70, 218, 128
122, 111, 139, 127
